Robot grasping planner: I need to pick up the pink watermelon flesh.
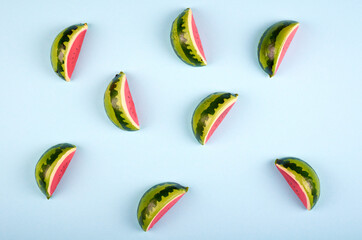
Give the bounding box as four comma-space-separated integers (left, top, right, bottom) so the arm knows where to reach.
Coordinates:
66, 29, 87, 80
147, 194, 185, 231
275, 26, 299, 73
205, 103, 235, 143
49, 151, 75, 196
191, 14, 206, 61
124, 78, 139, 126
276, 165, 308, 209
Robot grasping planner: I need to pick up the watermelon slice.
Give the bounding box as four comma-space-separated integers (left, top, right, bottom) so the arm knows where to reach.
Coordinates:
35, 143, 77, 199
104, 72, 140, 131
275, 157, 320, 210
51, 23, 88, 81
170, 8, 207, 66
137, 182, 188, 231
258, 21, 299, 77
192, 92, 238, 145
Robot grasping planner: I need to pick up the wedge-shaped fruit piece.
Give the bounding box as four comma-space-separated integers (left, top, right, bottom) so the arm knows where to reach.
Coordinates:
104, 72, 140, 131
51, 23, 88, 81
258, 20, 299, 77
192, 92, 238, 145
170, 8, 207, 66
275, 157, 320, 210
35, 143, 76, 199
137, 182, 188, 231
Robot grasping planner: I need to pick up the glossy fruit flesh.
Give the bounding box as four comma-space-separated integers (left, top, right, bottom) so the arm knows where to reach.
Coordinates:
191, 14, 205, 60
66, 29, 87, 79
124, 78, 139, 127
48, 151, 75, 196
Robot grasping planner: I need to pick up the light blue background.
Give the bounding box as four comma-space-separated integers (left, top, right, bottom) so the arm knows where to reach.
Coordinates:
1, 0, 361, 239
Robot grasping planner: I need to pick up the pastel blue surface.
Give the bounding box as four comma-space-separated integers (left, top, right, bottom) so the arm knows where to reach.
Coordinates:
0, 0, 361, 239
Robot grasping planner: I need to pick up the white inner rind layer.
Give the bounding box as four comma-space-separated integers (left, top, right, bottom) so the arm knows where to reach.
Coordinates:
64, 25, 88, 81
146, 193, 185, 231
120, 77, 140, 129
187, 9, 207, 64
47, 148, 77, 195
276, 164, 311, 210
273, 23, 299, 73
203, 98, 237, 145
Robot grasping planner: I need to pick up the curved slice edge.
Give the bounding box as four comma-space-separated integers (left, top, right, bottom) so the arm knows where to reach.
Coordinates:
204, 99, 237, 144
274, 24, 299, 76
47, 148, 76, 198
188, 9, 207, 65
275, 164, 311, 210
64, 24, 88, 81
121, 76, 140, 130
146, 193, 186, 231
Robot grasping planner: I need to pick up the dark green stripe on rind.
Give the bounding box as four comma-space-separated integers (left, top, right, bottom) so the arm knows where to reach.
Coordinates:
170, 8, 206, 66
257, 21, 297, 77
275, 157, 320, 208
176, 10, 202, 66
108, 75, 133, 131
55, 25, 79, 80
170, 10, 191, 66
193, 93, 236, 144
137, 182, 188, 231
138, 185, 179, 227
35, 143, 75, 198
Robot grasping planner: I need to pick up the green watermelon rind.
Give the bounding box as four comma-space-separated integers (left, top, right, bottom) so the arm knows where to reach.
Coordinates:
275, 157, 320, 210
104, 72, 140, 131
257, 20, 299, 77
170, 8, 207, 66
137, 182, 188, 231
35, 143, 76, 199
50, 23, 88, 81
192, 92, 238, 145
